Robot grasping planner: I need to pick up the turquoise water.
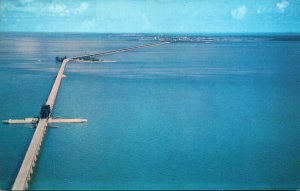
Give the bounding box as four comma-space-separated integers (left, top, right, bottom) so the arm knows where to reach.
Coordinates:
1, 33, 300, 190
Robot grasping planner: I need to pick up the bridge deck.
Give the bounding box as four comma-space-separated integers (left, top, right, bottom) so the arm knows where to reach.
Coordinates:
10, 42, 169, 190
11, 119, 47, 190
11, 59, 69, 190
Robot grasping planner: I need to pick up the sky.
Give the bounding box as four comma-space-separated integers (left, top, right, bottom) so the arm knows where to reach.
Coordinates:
0, 0, 300, 33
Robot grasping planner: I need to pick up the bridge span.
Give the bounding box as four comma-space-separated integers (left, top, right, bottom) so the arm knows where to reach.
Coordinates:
11, 58, 70, 190
8, 41, 169, 190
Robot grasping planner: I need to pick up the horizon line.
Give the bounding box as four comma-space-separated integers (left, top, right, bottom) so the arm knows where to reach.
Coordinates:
1, 31, 300, 35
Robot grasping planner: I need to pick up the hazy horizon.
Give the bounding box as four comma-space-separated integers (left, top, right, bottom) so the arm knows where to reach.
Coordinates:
1, 31, 300, 35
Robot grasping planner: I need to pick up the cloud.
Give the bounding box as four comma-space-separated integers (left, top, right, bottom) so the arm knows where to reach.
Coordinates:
48, 4, 69, 16
2, 1, 88, 16
18, 0, 34, 3
231, 5, 247, 19
76, 2, 89, 14
48, 2, 89, 16
276, 0, 289, 13
47, 2, 89, 16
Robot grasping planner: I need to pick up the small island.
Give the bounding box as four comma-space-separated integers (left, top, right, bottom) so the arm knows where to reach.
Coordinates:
56, 56, 115, 63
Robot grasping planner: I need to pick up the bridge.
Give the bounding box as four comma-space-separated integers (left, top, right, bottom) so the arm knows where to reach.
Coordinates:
3, 41, 169, 190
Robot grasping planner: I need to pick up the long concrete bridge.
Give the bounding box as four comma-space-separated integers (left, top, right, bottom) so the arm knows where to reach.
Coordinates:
11, 58, 70, 190
70, 41, 169, 59
6, 41, 169, 190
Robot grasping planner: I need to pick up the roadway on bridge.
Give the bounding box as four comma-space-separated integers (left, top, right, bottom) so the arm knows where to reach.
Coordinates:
10, 41, 169, 190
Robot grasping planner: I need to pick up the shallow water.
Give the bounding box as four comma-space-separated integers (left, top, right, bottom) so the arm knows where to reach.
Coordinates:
0, 33, 300, 190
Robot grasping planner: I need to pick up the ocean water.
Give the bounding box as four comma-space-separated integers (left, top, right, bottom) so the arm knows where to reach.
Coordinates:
0, 33, 300, 190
